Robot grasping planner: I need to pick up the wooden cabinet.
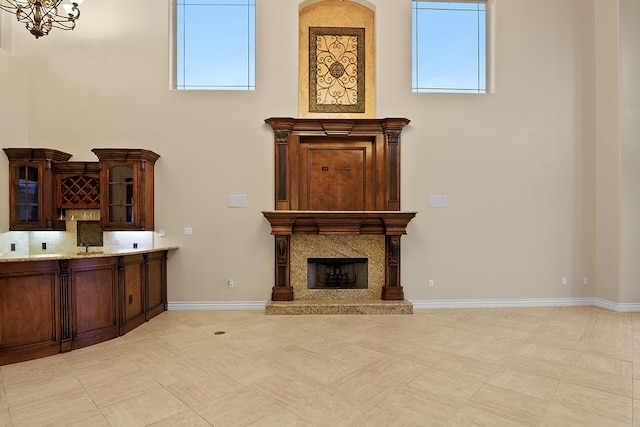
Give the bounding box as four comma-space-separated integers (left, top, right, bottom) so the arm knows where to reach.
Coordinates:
92, 149, 160, 231
53, 161, 101, 210
0, 261, 61, 365
0, 250, 169, 365
118, 251, 168, 334
4, 148, 159, 231
3, 148, 72, 231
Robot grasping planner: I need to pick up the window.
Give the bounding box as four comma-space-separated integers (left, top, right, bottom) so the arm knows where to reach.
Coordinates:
175, 0, 255, 90
412, 1, 487, 93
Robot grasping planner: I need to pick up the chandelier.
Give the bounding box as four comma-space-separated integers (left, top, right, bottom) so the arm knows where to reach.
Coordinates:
0, 0, 83, 39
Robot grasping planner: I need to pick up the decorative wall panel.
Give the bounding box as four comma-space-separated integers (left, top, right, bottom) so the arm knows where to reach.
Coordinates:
309, 27, 365, 113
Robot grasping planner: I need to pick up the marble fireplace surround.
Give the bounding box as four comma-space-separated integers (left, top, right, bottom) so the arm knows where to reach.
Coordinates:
293, 234, 384, 300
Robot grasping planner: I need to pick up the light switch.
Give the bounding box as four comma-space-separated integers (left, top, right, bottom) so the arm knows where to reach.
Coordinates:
184, 227, 193, 235
228, 195, 247, 208
429, 195, 448, 208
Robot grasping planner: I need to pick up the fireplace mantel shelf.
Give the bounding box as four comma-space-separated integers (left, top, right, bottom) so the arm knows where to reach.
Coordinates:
262, 210, 417, 235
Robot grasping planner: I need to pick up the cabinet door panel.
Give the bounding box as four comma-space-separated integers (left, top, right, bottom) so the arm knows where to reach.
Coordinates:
0, 261, 60, 364
146, 251, 167, 320
308, 148, 365, 211
74, 269, 116, 332
124, 262, 144, 320
299, 138, 375, 211
93, 149, 159, 231
120, 255, 145, 334
70, 258, 119, 349
1, 276, 55, 346
4, 148, 72, 231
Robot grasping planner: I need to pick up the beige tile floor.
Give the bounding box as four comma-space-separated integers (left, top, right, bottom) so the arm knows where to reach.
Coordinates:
1, 306, 639, 426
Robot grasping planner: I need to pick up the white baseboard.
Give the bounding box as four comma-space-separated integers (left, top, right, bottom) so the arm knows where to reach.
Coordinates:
594, 298, 640, 312
411, 297, 640, 312
167, 298, 640, 312
167, 301, 266, 311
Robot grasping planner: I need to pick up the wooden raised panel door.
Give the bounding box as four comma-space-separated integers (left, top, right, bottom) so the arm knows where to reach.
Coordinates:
0, 261, 60, 364
124, 257, 144, 321
299, 138, 375, 211
145, 251, 167, 320
70, 257, 119, 349
309, 148, 365, 211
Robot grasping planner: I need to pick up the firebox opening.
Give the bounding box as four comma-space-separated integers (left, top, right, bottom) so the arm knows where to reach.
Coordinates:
307, 258, 368, 289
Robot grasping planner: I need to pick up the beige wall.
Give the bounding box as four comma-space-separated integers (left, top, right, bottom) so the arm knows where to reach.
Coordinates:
0, 31, 29, 231
0, 0, 636, 304
620, 0, 640, 303
594, 0, 621, 303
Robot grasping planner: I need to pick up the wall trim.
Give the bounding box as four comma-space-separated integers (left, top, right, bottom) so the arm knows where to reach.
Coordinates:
168, 301, 266, 311
594, 298, 640, 312
411, 297, 640, 312
167, 298, 640, 312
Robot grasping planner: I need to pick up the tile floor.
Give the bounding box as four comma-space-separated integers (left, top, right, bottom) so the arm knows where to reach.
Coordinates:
0, 306, 639, 426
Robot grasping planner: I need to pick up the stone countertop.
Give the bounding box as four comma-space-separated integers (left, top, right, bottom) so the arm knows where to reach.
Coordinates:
0, 246, 178, 263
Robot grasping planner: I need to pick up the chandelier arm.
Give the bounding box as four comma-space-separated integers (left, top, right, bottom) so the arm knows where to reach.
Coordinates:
0, 1, 22, 13
0, 0, 82, 38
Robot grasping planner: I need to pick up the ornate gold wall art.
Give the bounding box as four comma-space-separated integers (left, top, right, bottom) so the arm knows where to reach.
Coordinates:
309, 27, 365, 113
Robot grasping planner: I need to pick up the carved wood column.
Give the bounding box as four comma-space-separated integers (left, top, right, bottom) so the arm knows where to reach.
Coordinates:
265, 118, 294, 210
382, 118, 409, 211
272, 235, 294, 301
382, 235, 404, 300
59, 260, 72, 352
117, 256, 126, 335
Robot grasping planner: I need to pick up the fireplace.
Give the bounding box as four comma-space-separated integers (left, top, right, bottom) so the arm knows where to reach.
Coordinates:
262, 118, 416, 313
308, 258, 367, 289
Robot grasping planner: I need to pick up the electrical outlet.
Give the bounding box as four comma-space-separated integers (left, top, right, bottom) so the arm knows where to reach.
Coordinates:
583, 277, 589, 285
428, 279, 434, 287
562, 277, 567, 285
227, 279, 234, 288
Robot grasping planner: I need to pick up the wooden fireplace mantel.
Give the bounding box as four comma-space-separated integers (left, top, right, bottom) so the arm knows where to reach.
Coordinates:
261, 209, 418, 302
262, 211, 417, 235
264, 117, 415, 302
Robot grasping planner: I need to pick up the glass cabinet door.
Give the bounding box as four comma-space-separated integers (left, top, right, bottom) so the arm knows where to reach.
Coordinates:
14, 165, 40, 224
107, 165, 134, 223
92, 148, 159, 231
